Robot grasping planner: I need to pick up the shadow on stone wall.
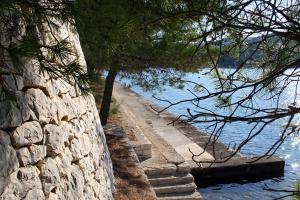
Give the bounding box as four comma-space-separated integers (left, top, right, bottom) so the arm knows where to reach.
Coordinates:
0, 13, 114, 200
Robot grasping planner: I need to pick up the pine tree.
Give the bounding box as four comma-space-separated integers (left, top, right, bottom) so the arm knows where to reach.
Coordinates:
73, 0, 207, 125
0, 0, 90, 100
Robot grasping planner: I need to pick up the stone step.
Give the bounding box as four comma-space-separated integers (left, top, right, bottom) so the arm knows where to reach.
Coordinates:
148, 173, 194, 187
143, 163, 177, 176
153, 182, 197, 195
157, 191, 202, 200
143, 161, 190, 176
115, 94, 185, 165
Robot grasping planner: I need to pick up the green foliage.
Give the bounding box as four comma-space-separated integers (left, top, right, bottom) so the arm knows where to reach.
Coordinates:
0, 0, 90, 96
293, 181, 300, 200
216, 95, 231, 107
110, 101, 120, 115
90, 76, 105, 109
73, 0, 208, 74
73, 0, 147, 69
89, 75, 120, 115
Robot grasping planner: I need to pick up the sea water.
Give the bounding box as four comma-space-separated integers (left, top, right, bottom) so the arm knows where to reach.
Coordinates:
119, 68, 300, 199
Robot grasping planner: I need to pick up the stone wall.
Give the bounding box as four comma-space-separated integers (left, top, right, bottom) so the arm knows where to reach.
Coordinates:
0, 8, 114, 200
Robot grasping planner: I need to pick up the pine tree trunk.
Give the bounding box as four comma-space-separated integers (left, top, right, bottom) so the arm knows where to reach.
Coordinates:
99, 65, 119, 125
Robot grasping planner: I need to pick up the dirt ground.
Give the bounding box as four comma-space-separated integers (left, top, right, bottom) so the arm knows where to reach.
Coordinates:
104, 119, 157, 200
109, 113, 138, 141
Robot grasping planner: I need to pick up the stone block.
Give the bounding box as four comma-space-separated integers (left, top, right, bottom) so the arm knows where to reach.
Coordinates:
44, 124, 69, 156
59, 93, 78, 120
0, 101, 23, 129
39, 158, 60, 195
0, 12, 114, 200
24, 189, 45, 200
78, 156, 95, 181
69, 133, 92, 161
69, 164, 84, 196
25, 89, 58, 124
0, 130, 19, 194
16, 92, 31, 122
17, 145, 46, 166
15, 75, 24, 91
23, 58, 49, 88
55, 148, 72, 178
11, 121, 43, 148
176, 162, 191, 174
2, 75, 17, 92
0, 166, 43, 199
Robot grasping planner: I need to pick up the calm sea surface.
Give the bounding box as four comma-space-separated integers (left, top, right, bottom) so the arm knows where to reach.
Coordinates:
120, 68, 300, 200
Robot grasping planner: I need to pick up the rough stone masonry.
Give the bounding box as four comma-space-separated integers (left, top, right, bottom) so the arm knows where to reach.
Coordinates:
0, 5, 114, 200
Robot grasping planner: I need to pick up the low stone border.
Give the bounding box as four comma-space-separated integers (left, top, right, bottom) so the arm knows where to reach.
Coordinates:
104, 123, 157, 200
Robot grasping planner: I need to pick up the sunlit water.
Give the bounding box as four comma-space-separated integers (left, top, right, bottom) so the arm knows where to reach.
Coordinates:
119, 68, 300, 199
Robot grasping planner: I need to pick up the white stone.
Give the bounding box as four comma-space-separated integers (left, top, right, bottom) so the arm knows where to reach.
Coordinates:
78, 156, 95, 182
94, 166, 114, 200
73, 96, 88, 115
11, 121, 43, 148
69, 133, 92, 161
69, 164, 84, 197
23, 58, 49, 88
83, 183, 95, 200
17, 145, 46, 166
29, 145, 46, 163
54, 164, 87, 200
55, 97, 69, 121
69, 118, 86, 137
15, 75, 24, 91
0, 11, 114, 199
16, 147, 31, 167
47, 192, 59, 200
39, 158, 60, 195
69, 86, 77, 98
88, 133, 103, 167
55, 148, 72, 177
0, 166, 42, 199
25, 89, 58, 124
68, 26, 87, 69
23, 189, 45, 200
16, 92, 31, 122
60, 93, 78, 120
61, 121, 77, 140
2, 75, 17, 92
89, 179, 103, 199
55, 79, 71, 95
81, 111, 94, 127
45, 79, 59, 98
0, 130, 19, 194
75, 84, 82, 97
44, 124, 69, 156
0, 101, 23, 129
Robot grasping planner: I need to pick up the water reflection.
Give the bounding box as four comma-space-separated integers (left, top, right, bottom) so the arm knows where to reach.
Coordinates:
291, 163, 299, 169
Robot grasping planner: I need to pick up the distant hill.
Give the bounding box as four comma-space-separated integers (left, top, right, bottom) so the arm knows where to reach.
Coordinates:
217, 34, 279, 68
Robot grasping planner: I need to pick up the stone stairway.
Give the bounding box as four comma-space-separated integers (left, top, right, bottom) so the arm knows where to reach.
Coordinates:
116, 102, 202, 199
113, 84, 203, 200
143, 159, 202, 200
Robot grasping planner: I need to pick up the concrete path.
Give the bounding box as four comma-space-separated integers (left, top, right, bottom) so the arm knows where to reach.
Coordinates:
113, 84, 205, 200
112, 83, 285, 192
113, 84, 214, 167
